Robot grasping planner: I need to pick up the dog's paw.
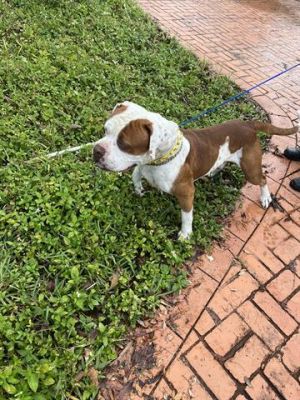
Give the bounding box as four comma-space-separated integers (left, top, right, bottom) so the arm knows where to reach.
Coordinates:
134, 187, 145, 197
178, 230, 192, 241
260, 192, 272, 209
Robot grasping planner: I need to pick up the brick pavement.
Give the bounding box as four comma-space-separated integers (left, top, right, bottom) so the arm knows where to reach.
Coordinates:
125, 192, 300, 400
116, 1, 300, 399
138, 0, 300, 124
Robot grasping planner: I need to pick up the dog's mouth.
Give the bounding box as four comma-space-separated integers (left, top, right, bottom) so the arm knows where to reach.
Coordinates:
95, 162, 110, 171
95, 162, 134, 173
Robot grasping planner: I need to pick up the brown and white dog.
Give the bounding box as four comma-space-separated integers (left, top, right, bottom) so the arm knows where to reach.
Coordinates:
93, 101, 299, 239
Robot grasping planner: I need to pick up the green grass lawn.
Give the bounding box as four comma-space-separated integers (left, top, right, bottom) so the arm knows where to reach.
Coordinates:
0, 0, 265, 398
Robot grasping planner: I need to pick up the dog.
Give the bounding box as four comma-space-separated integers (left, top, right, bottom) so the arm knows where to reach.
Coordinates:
93, 101, 299, 239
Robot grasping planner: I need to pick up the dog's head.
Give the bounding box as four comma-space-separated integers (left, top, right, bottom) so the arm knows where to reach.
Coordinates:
93, 101, 179, 172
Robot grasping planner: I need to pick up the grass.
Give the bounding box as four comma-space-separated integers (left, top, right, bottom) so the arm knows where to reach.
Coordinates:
0, 0, 265, 398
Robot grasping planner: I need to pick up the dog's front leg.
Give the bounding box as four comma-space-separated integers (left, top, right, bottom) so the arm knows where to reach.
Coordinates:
132, 165, 144, 196
179, 208, 194, 240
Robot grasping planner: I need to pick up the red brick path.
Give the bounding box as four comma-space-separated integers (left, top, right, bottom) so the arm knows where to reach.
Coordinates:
138, 0, 300, 124
127, 1, 300, 399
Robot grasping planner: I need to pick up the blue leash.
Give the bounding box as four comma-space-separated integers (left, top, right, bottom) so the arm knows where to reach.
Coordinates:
179, 62, 300, 128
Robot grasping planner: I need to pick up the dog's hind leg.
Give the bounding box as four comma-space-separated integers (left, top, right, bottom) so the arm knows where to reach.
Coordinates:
132, 165, 144, 196
260, 182, 272, 208
240, 141, 272, 209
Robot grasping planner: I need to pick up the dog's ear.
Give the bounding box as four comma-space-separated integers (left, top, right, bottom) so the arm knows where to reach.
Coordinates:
149, 127, 160, 160
117, 119, 152, 155
149, 120, 179, 160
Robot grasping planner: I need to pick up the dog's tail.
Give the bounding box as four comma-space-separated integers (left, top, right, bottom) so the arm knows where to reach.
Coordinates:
252, 111, 300, 136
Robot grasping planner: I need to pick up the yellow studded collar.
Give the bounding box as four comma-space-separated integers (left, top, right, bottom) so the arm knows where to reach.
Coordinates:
147, 130, 184, 166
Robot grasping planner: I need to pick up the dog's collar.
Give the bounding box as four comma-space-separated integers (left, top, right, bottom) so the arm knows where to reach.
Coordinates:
147, 130, 184, 166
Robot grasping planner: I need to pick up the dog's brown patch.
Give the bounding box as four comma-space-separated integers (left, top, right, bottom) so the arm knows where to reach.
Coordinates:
111, 104, 128, 117
183, 120, 259, 180
117, 119, 152, 155
182, 119, 297, 182
240, 140, 266, 186
172, 119, 280, 209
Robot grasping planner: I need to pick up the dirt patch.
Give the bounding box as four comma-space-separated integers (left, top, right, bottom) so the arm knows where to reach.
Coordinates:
99, 326, 159, 399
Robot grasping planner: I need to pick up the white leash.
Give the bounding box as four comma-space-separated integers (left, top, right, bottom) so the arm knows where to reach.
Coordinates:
45, 142, 96, 158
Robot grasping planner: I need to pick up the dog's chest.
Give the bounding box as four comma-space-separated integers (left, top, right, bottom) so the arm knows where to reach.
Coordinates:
140, 138, 190, 194
141, 167, 172, 192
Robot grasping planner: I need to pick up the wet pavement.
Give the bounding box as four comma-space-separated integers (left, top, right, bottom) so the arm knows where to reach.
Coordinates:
138, 0, 300, 123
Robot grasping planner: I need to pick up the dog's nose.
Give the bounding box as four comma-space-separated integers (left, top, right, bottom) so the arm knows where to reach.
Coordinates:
93, 144, 106, 162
